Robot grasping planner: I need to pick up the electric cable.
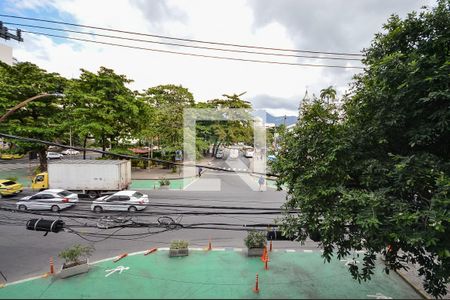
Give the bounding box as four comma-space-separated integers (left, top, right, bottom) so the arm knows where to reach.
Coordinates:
0, 132, 279, 177
20, 30, 364, 69
0, 14, 365, 57
3, 22, 363, 62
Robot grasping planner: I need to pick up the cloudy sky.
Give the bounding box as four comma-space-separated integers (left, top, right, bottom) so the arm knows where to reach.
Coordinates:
0, 0, 435, 116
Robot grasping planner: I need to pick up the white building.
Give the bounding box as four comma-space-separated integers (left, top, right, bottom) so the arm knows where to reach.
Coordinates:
0, 44, 13, 65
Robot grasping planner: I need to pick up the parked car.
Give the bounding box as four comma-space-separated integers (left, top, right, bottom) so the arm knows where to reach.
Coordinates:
0, 153, 13, 160
62, 149, 80, 155
16, 189, 78, 212
244, 149, 254, 158
47, 152, 63, 159
0, 179, 23, 196
267, 155, 277, 162
229, 148, 239, 159
215, 150, 224, 159
91, 190, 149, 213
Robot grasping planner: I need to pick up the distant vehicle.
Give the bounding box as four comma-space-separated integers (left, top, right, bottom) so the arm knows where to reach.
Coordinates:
229, 148, 239, 159
62, 149, 80, 155
0, 153, 13, 160
215, 150, 224, 159
91, 190, 149, 213
244, 149, 254, 158
0, 180, 23, 196
17, 189, 78, 212
31, 160, 132, 199
46, 152, 63, 159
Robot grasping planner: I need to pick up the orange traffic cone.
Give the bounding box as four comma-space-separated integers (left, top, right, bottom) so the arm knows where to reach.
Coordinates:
49, 257, 54, 275
208, 238, 212, 251
260, 246, 267, 262
144, 248, 157, 256
253, 273, 260, 293
114, 253, 128, 263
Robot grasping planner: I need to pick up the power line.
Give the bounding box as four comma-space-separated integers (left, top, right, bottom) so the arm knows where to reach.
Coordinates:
19, 30, 363, 69
0, 132, 279, 177
0, 14, 365, 57
3, 22, 362, 62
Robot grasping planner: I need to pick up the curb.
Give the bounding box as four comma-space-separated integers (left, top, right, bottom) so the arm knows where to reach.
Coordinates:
394, 269, 430, 300
3, 248, 322, 287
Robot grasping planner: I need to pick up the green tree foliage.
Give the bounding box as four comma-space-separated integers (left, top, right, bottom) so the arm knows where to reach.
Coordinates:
196, 93, 254, 156
273, 2, 449, 297
0, 62, 67, 171
141, 84, 194, 157
65, 67, 147, 157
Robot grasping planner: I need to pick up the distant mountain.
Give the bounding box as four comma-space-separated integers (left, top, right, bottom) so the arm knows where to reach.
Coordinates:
265, 113, 297, 126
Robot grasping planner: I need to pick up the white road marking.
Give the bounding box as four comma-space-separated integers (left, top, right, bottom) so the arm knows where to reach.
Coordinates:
105, 266, 129, 277
367, 293, 392, 299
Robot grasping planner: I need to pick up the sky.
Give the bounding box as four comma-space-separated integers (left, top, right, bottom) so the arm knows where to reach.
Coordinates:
0, 0, 436, 116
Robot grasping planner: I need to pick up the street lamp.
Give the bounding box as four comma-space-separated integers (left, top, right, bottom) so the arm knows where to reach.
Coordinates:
0, 93, 65, 123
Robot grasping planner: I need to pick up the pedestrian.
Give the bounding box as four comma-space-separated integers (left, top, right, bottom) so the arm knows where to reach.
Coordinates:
258, 175, 265, 192
198, 166, 203, 177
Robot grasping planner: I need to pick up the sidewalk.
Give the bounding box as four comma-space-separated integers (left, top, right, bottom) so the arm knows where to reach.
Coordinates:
396, 262, 450, 299
131, 157, 215, 180
0, 249, 421, 299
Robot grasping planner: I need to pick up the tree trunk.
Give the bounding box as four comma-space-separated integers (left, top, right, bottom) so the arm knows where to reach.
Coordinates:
102, 134, 106, 158
38, 148, 48, 172
83, 136, 87, 160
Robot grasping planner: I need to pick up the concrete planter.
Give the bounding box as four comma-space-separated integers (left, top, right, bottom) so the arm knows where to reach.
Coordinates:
57, 259, 90, 279
247, 248, 264, 257
169, 249, 189, 257
159, 185, 170, 190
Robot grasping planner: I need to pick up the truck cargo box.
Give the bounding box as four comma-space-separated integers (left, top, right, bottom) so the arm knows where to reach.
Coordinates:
48, 160, 131, 192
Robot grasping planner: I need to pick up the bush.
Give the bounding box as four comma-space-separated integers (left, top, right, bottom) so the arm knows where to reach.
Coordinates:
58, 244, 94, 265
6, 176, 18, 182
170, 240, 188, 250
244, 231, 267, 249
159, 177, 170, 186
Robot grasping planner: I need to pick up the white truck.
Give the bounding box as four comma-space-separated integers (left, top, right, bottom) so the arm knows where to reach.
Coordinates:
31, 160, 132, 199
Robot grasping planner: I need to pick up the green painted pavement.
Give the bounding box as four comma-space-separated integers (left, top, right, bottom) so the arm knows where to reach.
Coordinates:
130, 178, 194, 190
0, 168, 33, 187
0, 251, 421, 299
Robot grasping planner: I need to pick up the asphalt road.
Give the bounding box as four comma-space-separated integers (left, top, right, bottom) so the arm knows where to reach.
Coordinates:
0, 153, 318, 283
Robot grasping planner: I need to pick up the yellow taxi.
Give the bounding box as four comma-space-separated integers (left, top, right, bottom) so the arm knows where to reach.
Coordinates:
0, 180, 23, 196
0, 154, 13, 160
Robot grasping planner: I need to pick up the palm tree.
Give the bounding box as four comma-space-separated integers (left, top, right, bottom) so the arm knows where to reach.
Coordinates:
320, 86, 337, 103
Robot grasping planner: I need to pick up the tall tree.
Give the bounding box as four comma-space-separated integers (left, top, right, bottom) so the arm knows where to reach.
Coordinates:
273, 1, 450, 298
65, 67, 144, 157
319, 86, 337, 103
0, 62, 66, 171
141, 84, 195, 157
197, 93, 253, 157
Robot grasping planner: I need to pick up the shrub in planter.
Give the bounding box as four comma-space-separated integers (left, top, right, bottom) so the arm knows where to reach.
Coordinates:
57, 244, 94, 278
159, 177, 171, 189
244, 231, 267, 257
169, 240, 189, 257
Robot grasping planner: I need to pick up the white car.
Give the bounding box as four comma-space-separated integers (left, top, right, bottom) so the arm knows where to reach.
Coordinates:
17, 189, 78, 212
215, 150, 224, 159
62, 149, 80, 155
244, 149, 254, 158
229, 148, 239, 159
46, 152, 63, 159
91, 190, 149, 213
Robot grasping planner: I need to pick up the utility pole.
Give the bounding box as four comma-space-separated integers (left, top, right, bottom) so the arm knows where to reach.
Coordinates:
0, 22, 24, 42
